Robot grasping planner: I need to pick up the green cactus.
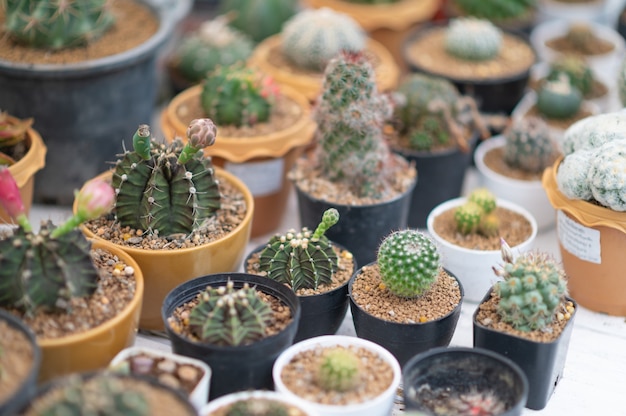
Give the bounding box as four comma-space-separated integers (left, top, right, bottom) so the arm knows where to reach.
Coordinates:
219, 0, 299, 43
200, 64, 275, 127
451, 0, 536, 20
316, 346, 362, 392
3, 0, 115, 50
586, 139, 626, 211
377, 229, 441, 298
281, 7, 366, 71
561, 111, 626, 156
188, 281, 273, 346
556, 148, 594, 201
536, 74, 582, 120
478, 212, 500, 237
345, 0, 399, 4
112, 120, 221, 237
454, 202, 483, 235
445, 17, 503, 61
259, 208, 339, 291
225, 399, 290, 416
546, 55, 594, 96
493, 239, 568, 331
468, 188, 497, 214
504, 116, 555, 173
454, 189, 499, 236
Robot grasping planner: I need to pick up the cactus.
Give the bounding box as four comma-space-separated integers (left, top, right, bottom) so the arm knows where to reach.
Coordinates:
452, 0, 536, 20
454, 202, 483, 235
561, 111, 626, 155
546, 55, 594, 96
503, 116, 555, 173
200, 64, 277, 127
586, 139, 626, 211
564, 22, 597, 55
111, 120, 221, 237
445, 18, 503, 61
493, 239, 568, 331
225, 399, 290, 416
377, 229, 441, 298
455, 189, 499, 236
259, 208, 339, 291
218, 0, 299, 43
3, 0, 115, 50
0, 167, 114, 314
536, 73, 582, 120
468, 188, 497, 214
315, 346, 362, 392
188, 280, 273, 346
281, 8, 366, 71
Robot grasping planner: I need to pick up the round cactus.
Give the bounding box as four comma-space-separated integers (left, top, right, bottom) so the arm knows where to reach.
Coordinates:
219, 0, 299, 43
225, 399, 291, 416
377, 230, 441, 298
556, 148, 595, 201
315, 346, 362, 392
546, 55, 594, 97
504, 116, 555, 173
454, 202, 483, 235
561, 111, 626, 156
452, 0, 536, 20
536, 74, 582, 120
587, 140, 626, 211
445, 17, 503, 61
281, 8, 366, 71
468, 188, 497, 214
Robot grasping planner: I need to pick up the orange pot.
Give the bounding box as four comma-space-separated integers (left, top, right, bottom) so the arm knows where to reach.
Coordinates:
542, 157, 626, 316
78, 168, 254, 330
38, 240, 144, 382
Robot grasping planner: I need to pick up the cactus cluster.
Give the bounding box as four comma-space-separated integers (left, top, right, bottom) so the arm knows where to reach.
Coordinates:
546, 55, 593, 97
560, 110, 626, 155
218, 0, 299, 43
315, 346, 362, 392
452, 0, 536, 20
377, 229, 441, 298
225, 399, 291, 416
454, 189, 500, 237
188, 281, 273, 346
536, 73, 582, 119
4, 0, 115, 50
445, 17, 503, 61
112, 120, 221, 237
281, 7, 366, 71
503, 116, 555, 173
259, 208, 339, 291
201, 64, 278, 127
493, 239, 568, 331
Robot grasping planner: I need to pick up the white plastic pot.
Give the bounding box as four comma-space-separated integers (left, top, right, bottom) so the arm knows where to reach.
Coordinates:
200, 390, 318, 416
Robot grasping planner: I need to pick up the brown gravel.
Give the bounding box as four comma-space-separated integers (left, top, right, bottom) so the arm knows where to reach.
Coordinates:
545, 31, 615, 56
523, 104, 595, 130
482, 146, 559, 181
0, 319, 34, 403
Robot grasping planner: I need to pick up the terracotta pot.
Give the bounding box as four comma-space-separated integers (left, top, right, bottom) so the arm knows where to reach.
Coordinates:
1, 118, 46, 224
77, 168, 254, 330
160, 84, 313, 237
542, 157, 626, 316
248, 35, 400, 101
37, 240, 144, 382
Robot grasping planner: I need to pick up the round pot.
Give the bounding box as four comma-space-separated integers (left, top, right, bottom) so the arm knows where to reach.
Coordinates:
77, 168, 254, 330
542, 157, 626, 316
162, 273, 301, 400
200, 390, 317, 416
402, 346, 528, 416
537, 0, 609, 23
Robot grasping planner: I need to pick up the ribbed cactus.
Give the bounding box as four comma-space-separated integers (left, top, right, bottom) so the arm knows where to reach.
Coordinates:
455, 189, 499, 236
452, 0, 536, 20
259, 208, 339, 291
112, 120, 221, 237
201, 64, 277, 127
316, 347, 362, 392
561, 111, 626, 155
468, 188, 497, 214
493, 239, 568, 331
536, 74, 582, 119
454, 202, 483, 235
546, 55, 594, 96
445, 17, 503, 61
281, 8, 366, 71
218, 0, 299, 43
504, 116, 555, 173
377, 229, 441, 298
556, 148, 594, 201
586, 139, 626, 211
225, 399, 290, 416
188, 281, 273, 346
4, 0, 115, 50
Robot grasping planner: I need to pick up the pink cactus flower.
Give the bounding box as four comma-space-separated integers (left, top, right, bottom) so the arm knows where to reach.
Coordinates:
75, 179, 115, 221
0, 166, 26, 220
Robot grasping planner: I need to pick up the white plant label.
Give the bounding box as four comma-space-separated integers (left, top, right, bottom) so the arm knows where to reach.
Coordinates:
557, 210, 601, 264
225, 158, 284, 197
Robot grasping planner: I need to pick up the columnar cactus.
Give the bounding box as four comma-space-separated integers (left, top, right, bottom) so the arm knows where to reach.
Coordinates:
188, 281, 273, 346
445, 18, 503, 61
455, 189, 500, 236
377, 229, 441, 298
493, 239, 568, 331
452, 0, 536, 20
281, 8, 366, 71
585, 140, 626, 211
4, 0, 115, 50
504, 116, 555, 173
536, 73, 582, 119
259, 208, 339, 291
454, 202, 483, 235
316, 347, 362, 392
547, 55, 594, 96
112, 119, 221, 237
201, 65, 277, 127
218, 0, 299, 43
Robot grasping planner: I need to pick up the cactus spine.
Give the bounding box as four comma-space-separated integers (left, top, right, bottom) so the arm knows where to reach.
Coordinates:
536, 73, 582, 119
504, 116, 555, 173
445, 18, 503, 61
316, 346, 362, 392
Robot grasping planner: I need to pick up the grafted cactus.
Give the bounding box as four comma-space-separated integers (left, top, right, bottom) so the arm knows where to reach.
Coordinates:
468, 188, 496, 214
504, 116, 555, 173
561, 110, 626, 155
547, 55, 593, 96
316, 347, 362, 392
188, 281, 273, 346
112, 119, 221, 237
445, 18, 503, 61
377, 229, 441, 298
536, 73, 582, 119
454, 202, 483, 235
4, 0, 115, 50
493, 239, 568, 331
259, 208, 339, 291
452, 0, 536, 20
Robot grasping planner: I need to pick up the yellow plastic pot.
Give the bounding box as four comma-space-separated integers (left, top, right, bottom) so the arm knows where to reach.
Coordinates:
38, 240, 144, 382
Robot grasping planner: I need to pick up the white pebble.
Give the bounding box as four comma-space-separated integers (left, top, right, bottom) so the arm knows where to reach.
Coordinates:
124, 266, 135, 276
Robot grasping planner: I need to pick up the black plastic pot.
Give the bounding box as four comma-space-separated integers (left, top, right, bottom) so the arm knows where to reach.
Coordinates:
403, 346, 528, 416
348, 264, 464, 367
473, 290, 578, 410
161, 273, 301, 400
0, 310, 41, 416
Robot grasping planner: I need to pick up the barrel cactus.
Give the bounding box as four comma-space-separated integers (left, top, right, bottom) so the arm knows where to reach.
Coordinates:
259, 208, 339, 291
316, 347, 362, 392
619, 56, 626, 107
218, 0, 299, 43
536, 73, 582, 120
377, 229, 441, 298
493, 239, 568, 331
445, 17, 503, 61
451, 0, 536, 21
503, 116, 555, 173
454, 188, 500, 236
546, 55, 594, 97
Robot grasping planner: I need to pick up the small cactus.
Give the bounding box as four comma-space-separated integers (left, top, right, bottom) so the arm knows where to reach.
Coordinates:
455, 189, 499, 236
315, 346, 362, 392
561, 111, 626, 155
225, 399, 290, 416
493, 239, 568, 331
445, 17, 503, 61
218, 0, 299, 43
564, 22, 597, 55
556, 148, 594, 201
536, 73, 582, 120
503, 116, 555, 173
452, 0, 536, 20
468, 188, 497, 214
454, 202, 483, 235
188, 281, 273, 346
546, 55, 594, 96
377, 229, 441, 298
259, 208, 339, 291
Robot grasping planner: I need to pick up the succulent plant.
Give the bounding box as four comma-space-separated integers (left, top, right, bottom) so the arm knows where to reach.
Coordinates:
619, 57, 626, 107
111, 119, 221, 237
188, 280, 273, 346
504, 116, 555, 173
225, 398, 290, 416
564, 22, 597, 55
218, 0, 299, 43
546, 55, 594, 96
316, 346, 362, 392
0, 167, 114, 314
377, 229, 441, 298
445, 17, 503, 61
560, 111, 626, 155
455, 189, 500, 236
468, 188, 497, 214
452, 0, 536, 20
3, 0, 115, 50
200, 64, 278, 127
259, 208, 339, 291
493, 239, 568, 331
454, 201, 483, 235
281, 7, 366, 71
536, 73, 582, 120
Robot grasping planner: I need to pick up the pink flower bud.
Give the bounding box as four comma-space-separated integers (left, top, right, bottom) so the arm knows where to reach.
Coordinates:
0, 166, 26, 220
75, 179, 115, 220
187, 118, 217, 149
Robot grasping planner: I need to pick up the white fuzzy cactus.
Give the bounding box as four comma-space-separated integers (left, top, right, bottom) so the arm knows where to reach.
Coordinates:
587, 140, 626, 211
556, 149, 594, 201
561, 111, 626, 155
